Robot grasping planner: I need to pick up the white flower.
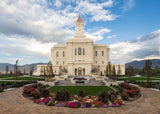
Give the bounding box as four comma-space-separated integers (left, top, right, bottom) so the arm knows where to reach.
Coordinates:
41, 97, 44, 100
108, 101, 112, 106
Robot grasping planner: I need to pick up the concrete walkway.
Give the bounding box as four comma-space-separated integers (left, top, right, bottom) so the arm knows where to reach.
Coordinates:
0, 86, 160, 114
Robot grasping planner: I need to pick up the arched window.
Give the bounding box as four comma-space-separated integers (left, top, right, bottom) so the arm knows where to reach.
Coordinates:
63, 51, 65, 57
75, 48, 77, 55
78, 48, 81, 55
83, 48, 85, 55
56, 51, 58, 57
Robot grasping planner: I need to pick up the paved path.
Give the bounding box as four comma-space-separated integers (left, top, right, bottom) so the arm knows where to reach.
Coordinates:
0, 87, 160, 114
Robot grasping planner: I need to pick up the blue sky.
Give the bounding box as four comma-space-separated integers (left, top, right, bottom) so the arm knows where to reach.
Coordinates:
0, 0, 160, 65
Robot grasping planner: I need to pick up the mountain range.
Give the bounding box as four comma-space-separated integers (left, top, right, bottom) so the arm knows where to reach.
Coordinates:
0, 62, 47, 73
0, 59, 160, 73
125, 59, 160, 69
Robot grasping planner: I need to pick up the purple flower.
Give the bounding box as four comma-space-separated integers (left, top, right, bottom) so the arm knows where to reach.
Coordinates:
42, 97, 52, 104
103, 104, 108, 108
39, 102, 45, 105
55, 103, 65, 107
80, 103, 86, 108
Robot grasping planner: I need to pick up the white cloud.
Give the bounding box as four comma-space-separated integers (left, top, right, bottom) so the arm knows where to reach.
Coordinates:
74, 0, 118, 21
110, 29, 160, 64
122, 0, 135, 11
85, 28, 111, 41
0, 34, 56, 59
55, 0, 62, 8
107, 35, 117, 39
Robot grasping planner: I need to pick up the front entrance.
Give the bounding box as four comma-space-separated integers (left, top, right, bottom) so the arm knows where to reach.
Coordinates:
78, 67, 82, 76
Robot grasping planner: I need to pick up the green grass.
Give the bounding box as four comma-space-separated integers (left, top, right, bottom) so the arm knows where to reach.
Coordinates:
48, 86, 113, 96
0, 75, 15, 78
3, 77, 43, 81
141, 75, 160, 78
117, 77, 160, 81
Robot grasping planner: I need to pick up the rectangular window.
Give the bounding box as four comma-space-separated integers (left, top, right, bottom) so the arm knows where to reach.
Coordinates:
95, 51, 97, 56
78, 48, 81, 55
63, 61, 64, 65
102, 51, 104, 56
56, 61, 58, 65
83, 48, 85, 55
102, 61, 104, 64
56, 51, 58, 57
96, 61, 97, 64
75, 48, 77, 55
63, 51, 65, 57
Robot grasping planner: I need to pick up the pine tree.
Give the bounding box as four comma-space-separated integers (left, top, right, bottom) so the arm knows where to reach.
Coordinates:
5, 65, 9, 75
144, 59, 152, 84
113, 65, 116, 76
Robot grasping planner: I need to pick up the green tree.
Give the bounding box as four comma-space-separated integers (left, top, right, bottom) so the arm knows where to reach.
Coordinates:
126, 65, 134, 77
10, 70, 13, 76
46, 62, 54, 77
59, 65, 62, 75
106, 65, 109, 76
30, 66, 34, 81
144, 59, 152, 84
113, 65, 116, 76
5, 65, 9, 75
23, 68, 26, 75
14, 60, 18, 84
117, 64, 121, 76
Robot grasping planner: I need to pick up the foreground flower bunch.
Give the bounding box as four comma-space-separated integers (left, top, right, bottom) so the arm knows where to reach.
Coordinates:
34, 95, 124, 108
120, 83, 141, 100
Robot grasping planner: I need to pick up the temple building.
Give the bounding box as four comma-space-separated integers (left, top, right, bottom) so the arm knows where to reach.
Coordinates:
35, 16, 125, 76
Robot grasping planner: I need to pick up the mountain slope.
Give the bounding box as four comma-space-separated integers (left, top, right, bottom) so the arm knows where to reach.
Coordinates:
0, 63, 47, 73
125, 59, 160, 69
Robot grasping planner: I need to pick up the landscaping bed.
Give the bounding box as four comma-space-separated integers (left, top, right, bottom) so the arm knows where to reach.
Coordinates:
22, 83, 141, 108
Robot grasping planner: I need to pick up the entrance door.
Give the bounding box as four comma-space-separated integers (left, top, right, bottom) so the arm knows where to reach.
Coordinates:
78, 67, 82, 76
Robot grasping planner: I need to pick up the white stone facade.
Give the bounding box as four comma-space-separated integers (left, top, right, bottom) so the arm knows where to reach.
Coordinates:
35, 16, 125, 76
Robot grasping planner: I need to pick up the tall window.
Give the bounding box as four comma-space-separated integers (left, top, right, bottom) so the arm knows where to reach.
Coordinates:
63, 51, 65, 57
83, 48, 85, 55
95, 51, 97, 56
102, 51, 104, 56
102, 61, 104, 64
75, 48, 77, 55
56, 61, 58, 65
56, 51, 58, 57
78, 48, 81, 55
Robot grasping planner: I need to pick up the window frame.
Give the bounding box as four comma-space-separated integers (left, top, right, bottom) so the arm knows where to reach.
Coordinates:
78, 48, 81, 55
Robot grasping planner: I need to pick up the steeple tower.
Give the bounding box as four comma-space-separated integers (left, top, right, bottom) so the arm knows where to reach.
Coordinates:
74, 16, 85, 38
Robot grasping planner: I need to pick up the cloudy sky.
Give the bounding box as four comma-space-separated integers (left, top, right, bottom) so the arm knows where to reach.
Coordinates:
0, 0, 160, 65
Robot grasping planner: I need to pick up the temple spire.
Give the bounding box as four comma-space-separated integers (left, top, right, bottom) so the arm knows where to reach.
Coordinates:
77, 16, 83, 23
74, 16, 85, 38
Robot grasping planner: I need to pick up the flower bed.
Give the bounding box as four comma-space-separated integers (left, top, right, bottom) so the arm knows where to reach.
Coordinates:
23, 84, 125, 108
119, 83, 141, 100
73, 78, 87, 80
34, 95, 124, 108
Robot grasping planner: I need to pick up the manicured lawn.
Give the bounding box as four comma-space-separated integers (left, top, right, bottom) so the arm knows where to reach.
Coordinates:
1, 77, 44, 81
0, 75, 15, 78
141, 75, 160, 78
49, 86, 113, 96
117, 77, 160, 81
